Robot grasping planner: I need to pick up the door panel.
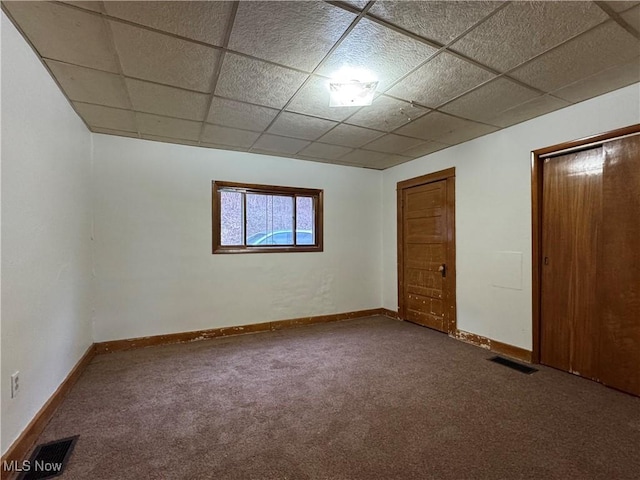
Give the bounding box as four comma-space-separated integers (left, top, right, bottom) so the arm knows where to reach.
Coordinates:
407, 294, 444, 317
402, 180, 448, 332
405, 268, 443, 299
406, 309, 444, 331
406, 217, 444, 243
597, 135, 640, 396
405, 187, 445, 214
405, 244, 445, 268
541, 147, 603, 379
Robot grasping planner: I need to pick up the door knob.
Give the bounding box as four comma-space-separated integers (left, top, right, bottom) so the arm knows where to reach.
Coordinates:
438, 264, 446, 277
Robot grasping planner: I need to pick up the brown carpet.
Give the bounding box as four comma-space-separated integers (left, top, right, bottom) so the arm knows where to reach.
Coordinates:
27, 316, 640, 479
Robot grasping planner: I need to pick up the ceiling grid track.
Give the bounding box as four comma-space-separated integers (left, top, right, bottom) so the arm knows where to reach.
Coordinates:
595, 1, 640, 38
197, 1, 240, 147
102, 16, 142, 138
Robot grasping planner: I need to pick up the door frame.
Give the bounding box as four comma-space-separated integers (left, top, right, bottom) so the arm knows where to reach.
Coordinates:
530, 124, 640, 363
397, 167, 456, 333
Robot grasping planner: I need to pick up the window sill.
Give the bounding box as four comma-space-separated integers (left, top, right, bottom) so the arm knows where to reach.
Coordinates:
213, 245, 323, 254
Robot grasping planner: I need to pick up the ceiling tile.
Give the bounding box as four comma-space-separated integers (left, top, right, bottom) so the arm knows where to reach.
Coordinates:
369, 1, 502, 45
485, 95, 570, 128
125, 78, 209, 121
141, 135, 200, 147
45, 60, 130, 108
552, 56, 640, 103
375, 155, 414, 169
394, 110, 500, 145
510, 22, 640, 92
621, 5, 640, 31
387, 52, 494, 108
441, 78, 541, 124
267, 112, 338, 141
215, 53, 308, 109
604, 1, 640, 13
298, 143, 353, 160
338, 150, 412, 169
252, 134, 310, 155
207, 97, 279, 132
286, 76, 361, 121
402, 141, 449, 158
346, 95, 429, 132
450, 1, 608, 72
341, 1, 369, 10
361, 134, 424, 154
334, 152, 412, 170
135, 112, 201, 141
339, 149, 390, 166
316, 18, 438, 90
61, 2, 105, 13
74, 102, 137, 131
201, 125, 260, 148
109, 21, 221, 92
229, 2, 355, 71
4, 1, 119, 72
91, 127, 138, 138
437, 121, 500, 145
294, 155, 343, 166
103, 1, 234, 46
395, 111, 472, 141
317, 124, 384, 148
201, 143, 248, 153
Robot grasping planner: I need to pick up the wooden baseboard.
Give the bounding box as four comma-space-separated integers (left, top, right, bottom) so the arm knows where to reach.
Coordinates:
453, 330, 532, 362
380, 308, 401, 320
387, 314, 531, 362
1, 344, 96, 477
95, 308, 384, 354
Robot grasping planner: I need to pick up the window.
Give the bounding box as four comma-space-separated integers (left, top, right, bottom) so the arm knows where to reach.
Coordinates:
212, 181, 323, 254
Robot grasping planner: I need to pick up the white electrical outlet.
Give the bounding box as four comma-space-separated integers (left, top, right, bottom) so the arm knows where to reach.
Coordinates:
11, 371, 19, 398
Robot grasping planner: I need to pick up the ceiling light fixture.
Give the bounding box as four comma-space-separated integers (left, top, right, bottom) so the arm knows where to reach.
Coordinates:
328, 67, 378, 107
329, 80, 378, 107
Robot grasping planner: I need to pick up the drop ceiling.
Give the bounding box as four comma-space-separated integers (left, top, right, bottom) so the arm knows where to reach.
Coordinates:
3, 1, 639, 170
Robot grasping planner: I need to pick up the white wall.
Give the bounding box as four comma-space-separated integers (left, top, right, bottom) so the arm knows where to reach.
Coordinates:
382, 83, 640, 350
91, 135, 382, 341
1, 13, 93, 454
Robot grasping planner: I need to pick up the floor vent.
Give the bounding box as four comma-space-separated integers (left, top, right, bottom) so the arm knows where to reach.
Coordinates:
489, 356, 538, 375
17, 436, 78, 480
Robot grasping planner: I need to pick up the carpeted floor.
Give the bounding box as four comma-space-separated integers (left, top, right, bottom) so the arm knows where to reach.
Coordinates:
26, 316, 640, 479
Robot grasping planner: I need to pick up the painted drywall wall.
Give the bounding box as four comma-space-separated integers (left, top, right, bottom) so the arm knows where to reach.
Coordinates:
91, 135, 382, 341
382, 83, 640, 350
1, 13, 93, 454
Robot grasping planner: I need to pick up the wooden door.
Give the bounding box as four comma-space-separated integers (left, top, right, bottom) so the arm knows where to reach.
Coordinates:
596, 135, 640, 395
399, 175, 454, 333
540, 132, 640, 396
541, 147, 603, 380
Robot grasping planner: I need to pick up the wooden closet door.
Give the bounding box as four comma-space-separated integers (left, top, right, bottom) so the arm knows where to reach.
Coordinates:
540, 133, 640, 396
596, 135, 640, 396
540, 147, 603, 380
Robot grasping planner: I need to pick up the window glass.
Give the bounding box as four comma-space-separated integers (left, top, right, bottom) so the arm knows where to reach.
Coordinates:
296, 196, 315, 245
246, 194, 294, 245
220, 190, 243, 246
